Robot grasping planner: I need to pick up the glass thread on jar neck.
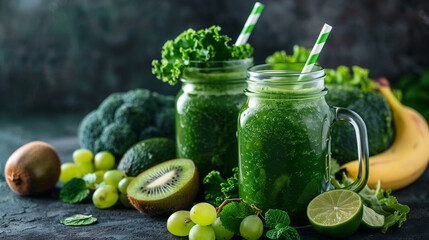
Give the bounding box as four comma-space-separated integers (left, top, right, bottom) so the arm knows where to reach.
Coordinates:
245, 63, 327, 100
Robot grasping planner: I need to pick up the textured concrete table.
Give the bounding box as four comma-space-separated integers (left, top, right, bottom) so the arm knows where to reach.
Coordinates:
0, 114, 428, 239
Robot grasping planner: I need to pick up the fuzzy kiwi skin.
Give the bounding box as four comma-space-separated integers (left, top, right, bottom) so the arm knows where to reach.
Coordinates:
127, 159, 199, 216
5, 141, 61, 196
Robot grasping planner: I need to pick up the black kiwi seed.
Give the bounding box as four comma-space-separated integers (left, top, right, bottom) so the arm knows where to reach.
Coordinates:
140, 166, 184, 194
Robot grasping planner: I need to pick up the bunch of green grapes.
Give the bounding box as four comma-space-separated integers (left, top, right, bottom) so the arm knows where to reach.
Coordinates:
167, 202, 264, 240
59, 149, 134, 209
167, 202, 234, 240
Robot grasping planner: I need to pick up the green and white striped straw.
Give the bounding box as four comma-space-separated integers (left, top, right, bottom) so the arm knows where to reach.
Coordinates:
235, 2, 264, 45
301, 23, 332, 73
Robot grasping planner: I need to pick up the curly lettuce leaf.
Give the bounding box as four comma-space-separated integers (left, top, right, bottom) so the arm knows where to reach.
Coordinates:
203, 167, 239, 206
332, 173, 410, 233
152, 26, 253, 85
265, 45, 311, 64
265, 46, 372, 90
203, 170, 227, 206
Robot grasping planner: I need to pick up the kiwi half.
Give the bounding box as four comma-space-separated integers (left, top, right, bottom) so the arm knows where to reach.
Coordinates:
127, 158, 199, 216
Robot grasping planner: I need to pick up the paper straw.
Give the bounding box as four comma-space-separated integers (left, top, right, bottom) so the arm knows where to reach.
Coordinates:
301, 23, 332, 74
235, 2, 264, 45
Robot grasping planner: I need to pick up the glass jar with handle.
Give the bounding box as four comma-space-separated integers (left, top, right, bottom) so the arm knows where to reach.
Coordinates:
238, 63, 369, 225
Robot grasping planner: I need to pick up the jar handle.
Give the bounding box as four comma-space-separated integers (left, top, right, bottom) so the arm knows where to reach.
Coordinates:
331, 107, 369, 192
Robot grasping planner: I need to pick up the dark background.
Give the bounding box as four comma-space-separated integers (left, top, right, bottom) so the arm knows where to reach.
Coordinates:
0, 0, 428, 113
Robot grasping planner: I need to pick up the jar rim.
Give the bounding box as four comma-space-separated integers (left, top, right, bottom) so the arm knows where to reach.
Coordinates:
247, 63, 325, 83
246, 63, 326, 97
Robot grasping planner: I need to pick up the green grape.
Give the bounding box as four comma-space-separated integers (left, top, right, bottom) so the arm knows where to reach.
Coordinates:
92, 184, 119, 209
239, 215, 263, 240
118, 177, 135, 194
94, 170, 106, 184
212, 217, 234, 240
167, 210, 196, 237
76, 163, 94, 176
189, 225, 215, 240
104, 170, 126, 187
59, 162, 80, 183
73, 149, 94, 164
119, 193, 133, 208
94, 151, 115, 170
190, 202, 217, 226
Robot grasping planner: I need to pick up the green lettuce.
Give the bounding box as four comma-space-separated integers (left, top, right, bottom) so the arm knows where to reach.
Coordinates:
152, 26, 253, 85
265, 45, 311, 64
332, 173, 410, 233
265, 46, 372, 90
203, 167, 239, 206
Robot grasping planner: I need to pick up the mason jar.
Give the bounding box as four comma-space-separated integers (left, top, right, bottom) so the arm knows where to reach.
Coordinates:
176, 59, 253, 178
238, 63, 369, 224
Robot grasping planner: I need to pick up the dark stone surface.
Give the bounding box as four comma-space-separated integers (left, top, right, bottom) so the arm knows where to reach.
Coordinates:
0, 0, 428, 113
1, 114, 429, 239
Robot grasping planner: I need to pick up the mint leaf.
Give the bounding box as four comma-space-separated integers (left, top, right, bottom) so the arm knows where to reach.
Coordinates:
60, 214, 97, 226
282, 226, 300, 240
265, 209, 290, 229
267, 229, 283, 239
219, 201, 257, 234
267, 226, 300, 240
60, 178, 90, 203
265, 209, 300, 240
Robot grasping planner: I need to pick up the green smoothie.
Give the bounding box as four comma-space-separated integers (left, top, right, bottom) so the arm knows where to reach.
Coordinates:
176, 60, 252, 178
151, 26, 254, 179
239, 63, 370, 225
238, 63, 332, 225
238, 94, 332, 224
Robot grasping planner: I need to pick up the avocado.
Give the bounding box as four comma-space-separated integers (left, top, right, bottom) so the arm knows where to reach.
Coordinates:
117, 138, 176, 176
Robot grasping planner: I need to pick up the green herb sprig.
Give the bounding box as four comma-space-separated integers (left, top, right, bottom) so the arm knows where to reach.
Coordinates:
332, 173, 410, 233
203, 167, 239, 206
59, 173, 97, 203
265, 46, 372, 91
265, 209, 300, 240
152, 26, 253, 85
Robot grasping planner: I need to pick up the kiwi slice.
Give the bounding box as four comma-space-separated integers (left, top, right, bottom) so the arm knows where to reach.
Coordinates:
127, 158, 199, 216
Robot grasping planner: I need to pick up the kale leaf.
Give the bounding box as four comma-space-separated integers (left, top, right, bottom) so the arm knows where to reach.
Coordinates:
203, 167, 239, 206
152, 26, 253, 85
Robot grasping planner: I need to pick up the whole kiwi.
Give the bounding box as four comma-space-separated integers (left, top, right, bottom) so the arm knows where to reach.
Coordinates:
5, 141, 61, 196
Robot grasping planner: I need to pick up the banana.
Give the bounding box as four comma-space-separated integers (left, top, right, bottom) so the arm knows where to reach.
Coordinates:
341, 78, 429, 190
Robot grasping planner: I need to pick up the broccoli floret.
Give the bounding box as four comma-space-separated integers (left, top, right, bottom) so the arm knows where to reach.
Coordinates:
95, 123, 137, 157
138, 126, 161, 141
78, 110, 103, 152
326, 85, 393, 164
114, 104, 152, 131
123, 89, 153, 106
78, 88, 175, 158
155, 107, 175, 137
98, 93, 124, 126
152, 92, 175, 108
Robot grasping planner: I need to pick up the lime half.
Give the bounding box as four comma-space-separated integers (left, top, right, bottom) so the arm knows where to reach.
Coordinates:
361, 205, 384, 229
307, 189, 363, 238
